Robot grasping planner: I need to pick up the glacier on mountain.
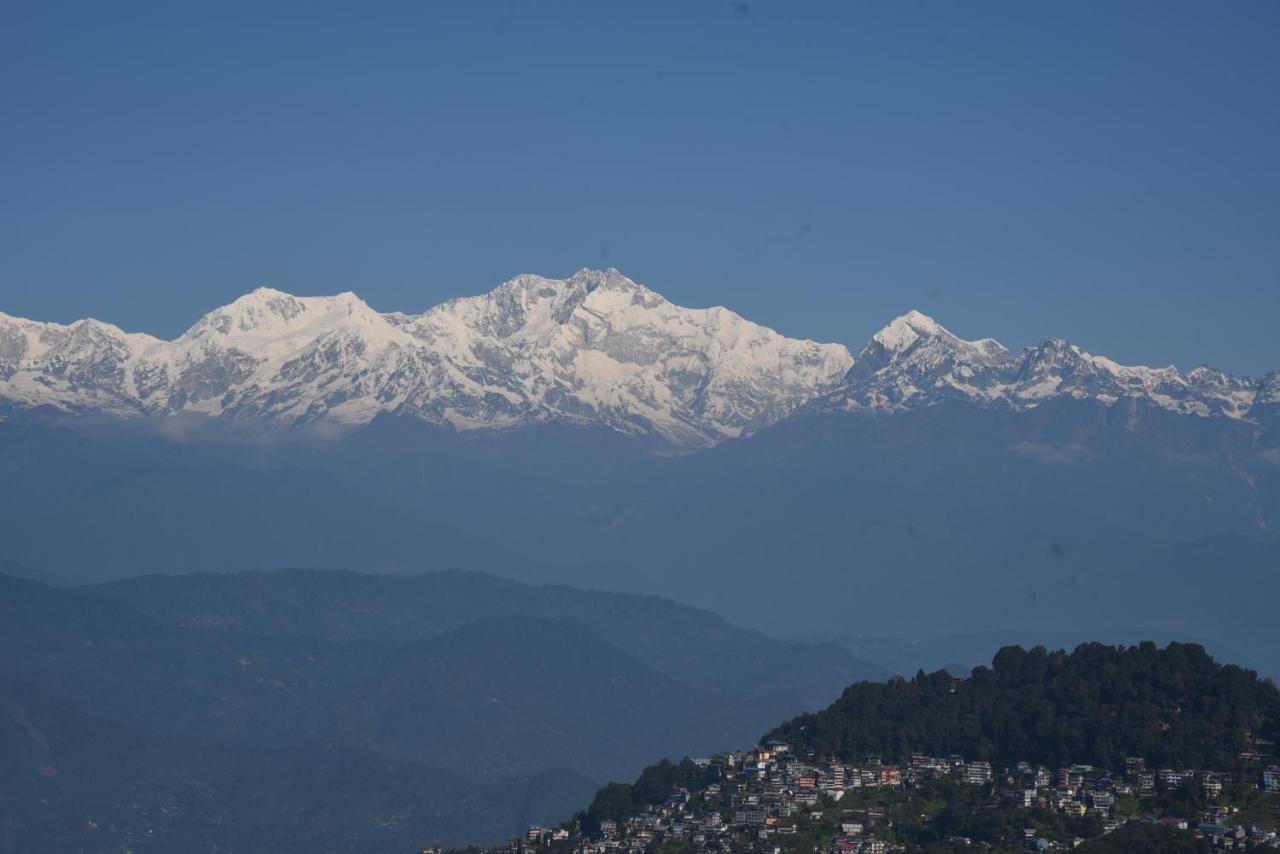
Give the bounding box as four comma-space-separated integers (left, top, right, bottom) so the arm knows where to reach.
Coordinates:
0, 269, 852, 448
814, 311, 1261, 423
0, 268, 1272, 449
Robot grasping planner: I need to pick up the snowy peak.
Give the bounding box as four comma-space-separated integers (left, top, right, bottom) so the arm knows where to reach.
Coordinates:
1, 275, 1276, 445
414, 268, 665, 344
0, 314, 72, 376
569, 265, 659, 298
0, 313, 157, 415
406, 269, 853, 445
0, 270, 853, 447
1250, 370, 1280, 423
1000, 338, 1258, 418
840, 310, 1014, 409
869, 310, 948, 354
858, 311, 1010, 368
817, 319, 1262, 423
182, 287, 392, 345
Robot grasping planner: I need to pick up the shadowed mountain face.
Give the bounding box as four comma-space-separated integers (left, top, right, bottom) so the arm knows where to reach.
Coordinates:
251, 403, 1280, 678
0, 570, 883, 851
3, 280, 1279, 775
0, 573, 828, 780
3, 275, 1278, 682
3, 278, 1279, 851
0, 679, 597, 853
620, 401, 1280, 679
2, 389, 1278, 686
91, 568, 886, 709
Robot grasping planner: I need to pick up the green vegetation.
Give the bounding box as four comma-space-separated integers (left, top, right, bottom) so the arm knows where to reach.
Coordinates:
581, 758, 715, 831
563, 642, 1280, 853
1075, 820, 1209, 852
767, 642, 1280, 770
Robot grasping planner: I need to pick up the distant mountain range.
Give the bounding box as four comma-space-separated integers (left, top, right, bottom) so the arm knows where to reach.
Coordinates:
91, 567, 886, 710
0, 269, 848, 449
3, 268, 1276, 450
2, 269, 1278, 716
814, 309, 1270, 424
0, 678, 595, 854
0, 569, 883, 851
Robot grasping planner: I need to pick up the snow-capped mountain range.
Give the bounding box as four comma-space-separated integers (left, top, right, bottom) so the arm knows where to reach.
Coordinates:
1, 269, 1275, 449
810, 309, 1266, 424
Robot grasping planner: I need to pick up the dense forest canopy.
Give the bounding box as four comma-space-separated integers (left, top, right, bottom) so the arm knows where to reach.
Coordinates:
582, 759, 715, 832
767, 642, 1280, 771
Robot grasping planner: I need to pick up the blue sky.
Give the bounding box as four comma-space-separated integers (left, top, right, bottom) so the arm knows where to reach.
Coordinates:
3, 1, 1278, 374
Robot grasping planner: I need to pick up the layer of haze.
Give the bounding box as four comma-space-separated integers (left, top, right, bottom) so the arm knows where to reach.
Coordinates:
3, 1, 1278, 374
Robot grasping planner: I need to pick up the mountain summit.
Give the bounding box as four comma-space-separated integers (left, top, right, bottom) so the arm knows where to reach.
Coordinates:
0, 270, 1272, 448
0, 269, 852, 448
816, 310, 1260, 422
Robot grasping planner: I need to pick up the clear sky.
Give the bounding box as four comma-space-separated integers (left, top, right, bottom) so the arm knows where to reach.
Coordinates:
3, 1, 1278, 374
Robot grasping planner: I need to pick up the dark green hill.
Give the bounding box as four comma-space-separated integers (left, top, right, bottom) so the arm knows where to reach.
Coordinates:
766, 642, 1280, 770
578, 642, 1280, 837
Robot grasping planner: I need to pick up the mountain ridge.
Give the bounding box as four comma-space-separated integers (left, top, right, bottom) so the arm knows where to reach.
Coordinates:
0, 569, 823, 844
813, 311, 1261, 423
3, 269, 1273, 450
89, 567, 889, 709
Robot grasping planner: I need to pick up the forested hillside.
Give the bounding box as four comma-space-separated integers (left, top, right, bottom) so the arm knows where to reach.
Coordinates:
541, 643, 1280, 854
767, 642, 1280, 770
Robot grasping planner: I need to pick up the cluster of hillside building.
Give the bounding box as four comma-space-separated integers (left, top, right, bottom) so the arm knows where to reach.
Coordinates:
454, 744, 1280, 853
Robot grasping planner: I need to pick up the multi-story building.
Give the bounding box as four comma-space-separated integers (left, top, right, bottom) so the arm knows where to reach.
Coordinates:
963, 761, 992, 785
1263, 766, 1280, 794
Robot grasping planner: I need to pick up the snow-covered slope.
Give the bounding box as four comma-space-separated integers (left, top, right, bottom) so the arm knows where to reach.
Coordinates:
0, 312, 164, 416
0, 275, 1273, 447
0, 270, 853, 448
811, 311, 1262, 422
399, 269, 853, 445
835, 310, 1016, 411
1250, 370, 1280, 428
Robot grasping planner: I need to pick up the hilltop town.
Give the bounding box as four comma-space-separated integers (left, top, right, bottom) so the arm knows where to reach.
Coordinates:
443, 643, 1280, 854
448, 739, 1280, 853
